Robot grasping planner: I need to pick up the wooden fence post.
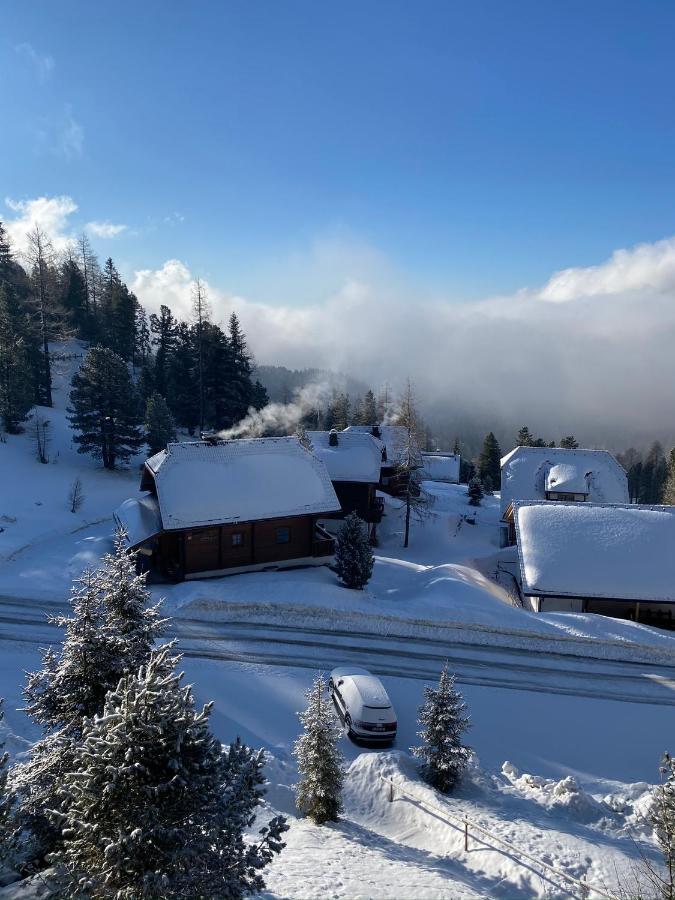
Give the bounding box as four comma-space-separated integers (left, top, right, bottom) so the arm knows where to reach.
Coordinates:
464, 820, 469, 852
388, 781, 394, 803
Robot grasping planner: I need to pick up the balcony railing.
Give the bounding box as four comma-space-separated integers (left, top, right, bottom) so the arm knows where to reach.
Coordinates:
312, 524, 336, 557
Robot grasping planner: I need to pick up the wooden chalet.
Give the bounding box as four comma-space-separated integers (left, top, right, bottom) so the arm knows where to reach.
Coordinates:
513, 501, 675, 627
342, 424, 420, 496
114, 437, 340, 580
306, 429, 384, 533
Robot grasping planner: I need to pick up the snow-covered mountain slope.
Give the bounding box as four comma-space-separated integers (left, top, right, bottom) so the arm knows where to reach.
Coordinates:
1, 342, 674, 899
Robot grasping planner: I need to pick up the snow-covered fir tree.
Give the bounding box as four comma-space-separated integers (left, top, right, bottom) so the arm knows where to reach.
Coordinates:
335, 512, 374, 590
96, 528, 166, 684
294, 674, 345, 824
144, 390, 177, 455
411, 664, 471, 794
467, 476, 484, 507
15, 537, 165, 865
653, 752, 675, 900
0, 699, 16, 864
49, 645, 287, 899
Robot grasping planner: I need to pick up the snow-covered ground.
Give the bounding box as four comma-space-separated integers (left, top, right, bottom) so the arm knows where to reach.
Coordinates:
1, 342, 674, 898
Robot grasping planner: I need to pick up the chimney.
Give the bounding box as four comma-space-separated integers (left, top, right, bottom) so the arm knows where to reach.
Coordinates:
329, 429, 339, 447
371, 425, 381, 439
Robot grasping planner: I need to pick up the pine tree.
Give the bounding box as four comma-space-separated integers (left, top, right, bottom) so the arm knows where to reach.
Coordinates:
411, 664, 471, 794
0, 698, 16, 865
516, 425, 534, 447
192, 278, 210, 433
452, 436, 461, 455
653, 752, 675, 900
559, 435, 579, 449
294, 674, 345, 824
227, 312, 255, 425
664, 449, 675, 505
15, 542, 165, 863
396, 379, 430, 548
167, 321, 199, 433
331, 392, 350, 430
149, 304, 178, 397
641, 442, 668, 504
58, 255, 89, 337
467, 476, 484, 506
251, 379, 269, 411
477, 432, 501, 490
335, 512, 374, 589
145, 391, 177, 455
49, 645, 287, 899
68, 345, 143, 469
0, 285, 35, 433
361, 388, 377, 425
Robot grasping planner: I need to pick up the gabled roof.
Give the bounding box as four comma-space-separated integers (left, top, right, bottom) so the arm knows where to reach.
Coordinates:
114, 494, 163, 548
514, 501, 675, 603
305, 430, 382, 483
500, 446, 629, 518
343, 424, 419, 468
421, 452, 460, 483
138, 437, 340, 531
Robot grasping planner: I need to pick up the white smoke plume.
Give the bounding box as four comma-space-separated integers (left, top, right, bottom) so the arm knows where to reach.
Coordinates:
217, 382, 333, 440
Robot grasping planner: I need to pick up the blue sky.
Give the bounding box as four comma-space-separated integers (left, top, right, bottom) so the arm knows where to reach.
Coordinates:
3, 0, 675, 304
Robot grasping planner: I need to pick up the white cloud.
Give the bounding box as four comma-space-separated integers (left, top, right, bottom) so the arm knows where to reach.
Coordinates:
4, 195, 78, 256
15, 42, 54, 81
132, 234, 675, 445
86, 221, 128, 238
538, 236, 675, 302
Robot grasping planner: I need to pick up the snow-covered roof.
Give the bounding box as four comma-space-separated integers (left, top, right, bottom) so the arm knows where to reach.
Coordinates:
114, 494, 163, 548
500, 446, 629, 518
421, 452, 460, 483
514, 501, 675, 603
305, 431, 382, 483
343, 424, 418, 468
143, 437, 340, 530
545, 463, 589, 494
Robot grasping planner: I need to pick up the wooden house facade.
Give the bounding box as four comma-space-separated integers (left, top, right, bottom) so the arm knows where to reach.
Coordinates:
114, 437, 340, 580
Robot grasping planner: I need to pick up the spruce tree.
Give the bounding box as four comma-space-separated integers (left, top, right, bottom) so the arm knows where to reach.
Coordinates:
653, 752, 675, 900
68, 345, 143, 469
251, 379, 269, 411
335, 512, 374, 589
0, 699, 15, 865
641, 442, 668, 504
559, 435, 579, 449
664, 449, 675, 505
149, 304, 178, 396
467, 476, 484, 506
411, 664, 471, 794
49, 645, 287, 899
361, 388, 378, 425
516, 425, 534, 447
58, 256, 89, 337
0, 285, 35, 433
145, 391, 177, 455
294, 674, 345, 824
167, 321, 199, 432
477, 432, 501, 490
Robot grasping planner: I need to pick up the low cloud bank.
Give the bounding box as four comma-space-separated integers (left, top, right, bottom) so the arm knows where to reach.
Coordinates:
132, 237, 675, 446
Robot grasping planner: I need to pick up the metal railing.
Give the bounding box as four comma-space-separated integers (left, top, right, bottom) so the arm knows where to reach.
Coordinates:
379, 775, 616, 900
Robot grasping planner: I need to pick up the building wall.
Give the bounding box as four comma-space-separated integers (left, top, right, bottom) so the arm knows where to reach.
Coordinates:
333, 481, 373, 519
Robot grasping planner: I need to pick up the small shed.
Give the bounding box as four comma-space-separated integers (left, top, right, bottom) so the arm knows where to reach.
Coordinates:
513, 500, 675, 626
421, 452, 460, 484
114, 437, 340, 580
306, 429, 384, 526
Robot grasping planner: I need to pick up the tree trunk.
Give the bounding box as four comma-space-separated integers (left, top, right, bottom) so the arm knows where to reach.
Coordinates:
404, 490, 411, 548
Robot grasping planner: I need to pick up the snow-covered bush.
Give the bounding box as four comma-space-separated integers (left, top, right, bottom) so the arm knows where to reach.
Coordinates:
653, 752, 675, 899
49, 645, 287, 899
411, 664, 471, 794
335, 512, 374, 590
294, 674, 345, 824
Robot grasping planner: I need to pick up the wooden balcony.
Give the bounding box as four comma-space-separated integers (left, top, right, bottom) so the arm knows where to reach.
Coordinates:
312, 524, 336, 557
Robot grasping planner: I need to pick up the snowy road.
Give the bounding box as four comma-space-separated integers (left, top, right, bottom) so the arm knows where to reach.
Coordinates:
2, 594, 675, 708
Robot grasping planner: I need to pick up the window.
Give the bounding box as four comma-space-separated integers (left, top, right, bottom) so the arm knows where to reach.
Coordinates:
231, 532, 244, 547
275, 527, 291, 544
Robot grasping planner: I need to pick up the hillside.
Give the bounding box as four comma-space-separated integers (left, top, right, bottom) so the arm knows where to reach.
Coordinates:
1, 343, 674, 898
